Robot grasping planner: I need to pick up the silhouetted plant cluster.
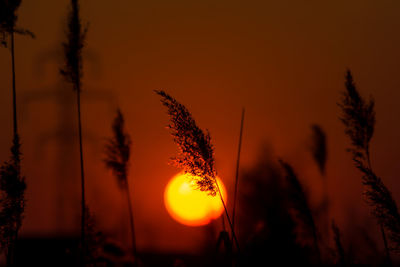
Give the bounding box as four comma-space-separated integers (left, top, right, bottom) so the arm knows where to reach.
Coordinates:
0, 137, 25, 266
238, 149, 303, 265
279, 160, 321, 263
84, 206, 105, 266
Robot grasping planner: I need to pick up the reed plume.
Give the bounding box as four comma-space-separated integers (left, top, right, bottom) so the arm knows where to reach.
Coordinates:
339, 70, 400, 256
60, 0, 86, 92
0, 0, 21, 47
60, 0, 88, 260
155, 90, 217, 195
104, 109, 137, 259
279, 160, 321, 263
155, 90, 240, 251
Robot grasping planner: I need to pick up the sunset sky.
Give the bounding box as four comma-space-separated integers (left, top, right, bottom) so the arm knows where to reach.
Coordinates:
0, 0, 400, 255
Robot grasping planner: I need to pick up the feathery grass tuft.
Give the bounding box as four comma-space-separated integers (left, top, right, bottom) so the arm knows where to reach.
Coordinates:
60, 0, 87, 92
339, 70, 400, 254
104, 109, 131, 188
155, 90, 217, 196
0, 0, 34, 47
339, 71, 375, 165
0, 0, 21, 47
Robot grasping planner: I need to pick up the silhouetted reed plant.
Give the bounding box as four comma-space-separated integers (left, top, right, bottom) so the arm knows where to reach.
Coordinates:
60, 0, 88, 260
0, 1, 33, 265
155, 90, 240, 251
339, 70, 400, 257
104, 109, 137, 260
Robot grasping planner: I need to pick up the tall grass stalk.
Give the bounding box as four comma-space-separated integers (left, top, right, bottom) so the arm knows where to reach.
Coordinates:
0, 1, 33, 265
60, 0, 88, 261
104, 109, 137, 259
339, 70, 400, 260
155, 90, 240, 252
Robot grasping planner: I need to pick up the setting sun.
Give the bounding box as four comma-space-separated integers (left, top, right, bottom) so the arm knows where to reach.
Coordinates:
164, 173, 227, 226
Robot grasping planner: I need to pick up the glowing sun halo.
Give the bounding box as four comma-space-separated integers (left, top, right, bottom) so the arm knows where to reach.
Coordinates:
164, 173, 227, 226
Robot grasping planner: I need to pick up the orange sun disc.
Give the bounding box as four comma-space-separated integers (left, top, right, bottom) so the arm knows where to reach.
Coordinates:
164, 173, 227, 226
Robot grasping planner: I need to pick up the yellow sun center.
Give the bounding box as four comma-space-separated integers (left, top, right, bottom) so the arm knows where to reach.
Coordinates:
164, 173, 227, 226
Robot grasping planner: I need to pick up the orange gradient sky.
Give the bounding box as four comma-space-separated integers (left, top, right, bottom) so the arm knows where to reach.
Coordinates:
0, 0, 400, 254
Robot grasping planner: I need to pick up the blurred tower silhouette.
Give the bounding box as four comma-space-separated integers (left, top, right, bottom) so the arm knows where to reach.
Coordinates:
22, 46, 116, 234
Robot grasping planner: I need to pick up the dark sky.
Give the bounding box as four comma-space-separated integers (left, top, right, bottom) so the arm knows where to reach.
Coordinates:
0, 0, 400, 253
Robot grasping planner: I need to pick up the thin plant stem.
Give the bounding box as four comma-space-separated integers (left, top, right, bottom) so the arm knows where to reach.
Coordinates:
380, 223, 391, 265
366, 151, 391, 265
312, 227, 321, 264
215, 179, 240, 253
232, 108, 245, 233
11, 31, 17, 137
76, 84, 86, 262
125, 180, 137, 258
9, 29, 20, 267
221, 211, 226, 232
